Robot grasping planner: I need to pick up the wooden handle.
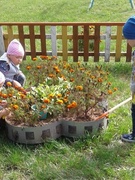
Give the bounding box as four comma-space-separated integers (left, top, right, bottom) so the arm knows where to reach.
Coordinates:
95, 96, 132, 121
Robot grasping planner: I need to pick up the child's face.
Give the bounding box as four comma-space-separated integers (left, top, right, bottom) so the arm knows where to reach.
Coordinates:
7, 54, 23, 65
127, 39, 135, 47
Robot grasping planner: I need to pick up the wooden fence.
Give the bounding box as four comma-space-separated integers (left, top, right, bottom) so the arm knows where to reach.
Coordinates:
0, 22, 132, 62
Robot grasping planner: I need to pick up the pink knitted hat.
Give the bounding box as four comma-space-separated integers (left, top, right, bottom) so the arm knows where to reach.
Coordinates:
7, 39, 24, 57
0, 72, 5, 84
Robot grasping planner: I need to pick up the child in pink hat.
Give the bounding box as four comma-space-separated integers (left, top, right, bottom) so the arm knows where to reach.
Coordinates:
0, 39, 26, 88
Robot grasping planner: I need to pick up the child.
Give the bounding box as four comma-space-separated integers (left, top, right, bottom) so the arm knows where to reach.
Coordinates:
0, 71, 10, 119
0, 39, 26, 88
122, 15, 135, 142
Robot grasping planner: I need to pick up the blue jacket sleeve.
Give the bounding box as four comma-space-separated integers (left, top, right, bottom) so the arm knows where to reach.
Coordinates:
0, 61, 10, 75
0, 61, 13, 86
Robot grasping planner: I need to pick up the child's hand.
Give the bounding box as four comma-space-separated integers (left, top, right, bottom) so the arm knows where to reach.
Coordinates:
0, 108, 10, 118
0, 100, 7, 107
13, 80, 22, 88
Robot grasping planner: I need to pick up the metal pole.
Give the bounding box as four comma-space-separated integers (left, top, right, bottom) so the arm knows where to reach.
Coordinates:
89, 0, 94, 10
129, 0, 135, 9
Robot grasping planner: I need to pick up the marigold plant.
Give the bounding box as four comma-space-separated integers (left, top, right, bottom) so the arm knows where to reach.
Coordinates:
23, 56, 118, 121
0, 56, 118, 125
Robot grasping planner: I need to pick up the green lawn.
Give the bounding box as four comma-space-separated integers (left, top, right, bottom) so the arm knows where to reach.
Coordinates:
0, 0, 134, 22
0, 0, 135, 179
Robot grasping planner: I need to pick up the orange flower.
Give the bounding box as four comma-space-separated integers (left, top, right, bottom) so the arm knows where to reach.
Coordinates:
19, 93, 26, 99
90, 75, 95, 79
53, 66, 59, 70
67, 101, 77, 108
56, 69, 60, 73
72, 101, 77, 108
80, 68, 85, 71
76, 86, 83, 91
108, 90, 113, 94
63, 98, 68, 103
70, 78, 74, 82
26, 66, 32, 70
41, 105, 46, 109
40, 55, 48, 60
8, 93, 13, 97
43, 99, 50, 103
36, 65, 42, 69
113, 87, 118, 91
97, 78, 103, 83
48, 74, 55, 78
32, 57, 37, 61
69, 69, 74, 73
2, 94, 8, 98
107, 82, 111, 86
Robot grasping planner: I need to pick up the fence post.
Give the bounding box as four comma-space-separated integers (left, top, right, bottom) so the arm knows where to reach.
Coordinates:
105, 26, 111, 62
51, 26, 57, 56
0, 26, 5, 56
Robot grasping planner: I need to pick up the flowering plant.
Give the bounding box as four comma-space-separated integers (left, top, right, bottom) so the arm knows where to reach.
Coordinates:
0, 83, 43, 126
24, 56, 117, 121
0, 55, 117, 126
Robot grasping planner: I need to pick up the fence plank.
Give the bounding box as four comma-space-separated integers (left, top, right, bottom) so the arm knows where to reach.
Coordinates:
29, 25, 36, 58
94, 25, 100, 62
115, 26, 122, 62
62, 26, 68, 60
104, 26, 111, 62
7, 26, 14, 43
83, 25, 89, 62
51, 26, 57, 56
73, 26, 78, 62
40, 25, 46, 56
126, 43, 132, 62
18, 25, 26, 59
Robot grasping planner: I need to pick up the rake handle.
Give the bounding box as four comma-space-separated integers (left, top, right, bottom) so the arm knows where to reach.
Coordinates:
95, 96, 132, 121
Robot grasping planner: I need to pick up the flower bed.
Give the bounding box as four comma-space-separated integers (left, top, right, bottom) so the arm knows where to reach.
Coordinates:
0, 56, 118, 126
0, 56, 118, 143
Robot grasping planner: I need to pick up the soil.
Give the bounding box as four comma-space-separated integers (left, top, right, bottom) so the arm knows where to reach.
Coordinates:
5, 108, 105, 127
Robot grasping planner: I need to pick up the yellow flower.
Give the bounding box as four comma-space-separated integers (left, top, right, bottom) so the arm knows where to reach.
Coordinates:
49, 94, 55, 98
57, 93, 62, 97
57, 100, 64, 104
12, 104, 19, 110
6, 82, 12, 87
76, 86, 83, 91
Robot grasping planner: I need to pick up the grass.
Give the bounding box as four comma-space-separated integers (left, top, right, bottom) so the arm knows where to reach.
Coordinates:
0, 0, 135, 179
0, 0, 134, 22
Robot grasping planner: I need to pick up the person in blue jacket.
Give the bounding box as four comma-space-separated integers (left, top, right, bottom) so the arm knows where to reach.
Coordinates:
122, 15, 135, 142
